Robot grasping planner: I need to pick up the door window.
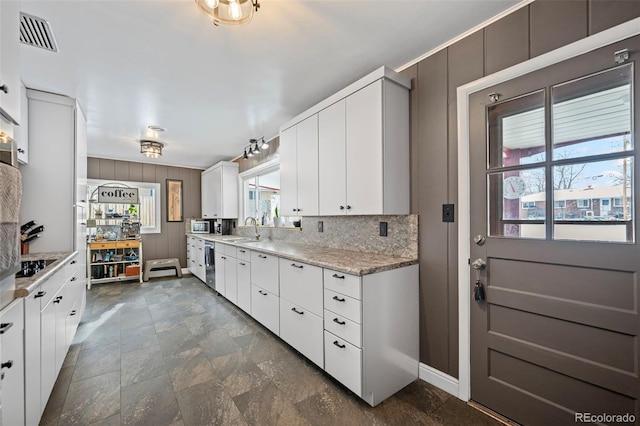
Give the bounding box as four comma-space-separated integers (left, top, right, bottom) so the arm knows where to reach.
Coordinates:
487, 64, 634, 242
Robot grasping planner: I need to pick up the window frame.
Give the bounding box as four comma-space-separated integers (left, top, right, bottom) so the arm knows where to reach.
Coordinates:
238, 159, 282, 227
87, 179, 162, 234
576, 199, 591, 209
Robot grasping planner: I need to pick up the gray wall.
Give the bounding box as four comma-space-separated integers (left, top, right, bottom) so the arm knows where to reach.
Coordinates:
402, 0, 640, 377
87, 157, 203, 268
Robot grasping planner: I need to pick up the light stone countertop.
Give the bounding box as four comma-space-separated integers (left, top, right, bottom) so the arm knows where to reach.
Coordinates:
14, 251, 77, 298
187, 234, 417, 276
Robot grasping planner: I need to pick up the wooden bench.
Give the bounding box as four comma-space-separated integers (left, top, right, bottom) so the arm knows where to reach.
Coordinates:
143, 258, 182, 281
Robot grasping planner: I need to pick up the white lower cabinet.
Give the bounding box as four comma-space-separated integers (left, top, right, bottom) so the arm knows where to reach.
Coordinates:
324, 332, 362, 396
214, 251, 226, 297
213, 245, 419, 407
23, 257, 86, 425
236, 259, 251, 314
279, 299, 323, 368
251, 284, 279, 335
24, 288, 43, 426
1, 299, 25, 426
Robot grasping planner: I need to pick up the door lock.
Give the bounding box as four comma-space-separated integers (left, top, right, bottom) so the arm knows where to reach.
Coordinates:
473, 235, 486, 246
471, 258, 486, 270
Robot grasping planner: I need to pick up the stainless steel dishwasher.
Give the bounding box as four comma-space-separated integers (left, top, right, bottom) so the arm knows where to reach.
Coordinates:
204, 241, 216, 291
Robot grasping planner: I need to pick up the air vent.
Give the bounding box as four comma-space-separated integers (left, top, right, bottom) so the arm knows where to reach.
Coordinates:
19, 12, 58, 52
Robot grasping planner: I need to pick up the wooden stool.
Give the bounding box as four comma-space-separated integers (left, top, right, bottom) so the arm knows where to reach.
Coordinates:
143, 258, 182, 281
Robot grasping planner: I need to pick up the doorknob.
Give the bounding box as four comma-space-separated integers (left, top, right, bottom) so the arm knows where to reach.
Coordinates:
471, 258, 486, 270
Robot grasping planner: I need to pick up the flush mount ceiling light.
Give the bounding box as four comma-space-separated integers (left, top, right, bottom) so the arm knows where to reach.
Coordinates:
195, 0, 260, 26
140, 140, 164, 158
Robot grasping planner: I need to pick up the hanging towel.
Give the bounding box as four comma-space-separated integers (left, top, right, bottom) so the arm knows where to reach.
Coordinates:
0, 162, 22, 279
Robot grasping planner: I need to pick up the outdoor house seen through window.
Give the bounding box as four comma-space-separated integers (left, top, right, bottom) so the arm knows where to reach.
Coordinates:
241, 162, 293, 227
488, 63, 634, 243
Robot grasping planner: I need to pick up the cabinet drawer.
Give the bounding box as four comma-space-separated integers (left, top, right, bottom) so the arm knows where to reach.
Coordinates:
251, 284, 279, 335
223, 243, 237, 257
116, 240, 139, 249
279, 258, 323, 316
250, 251, 279, 295
324, 269, 361, 300
324, 331, 361, 396
65, 254, 80, 279
280, 299, 323, 368
39, 269, 65, 307
193, 238, 205, 249
324, 310, 361, 348
236, 246, 251, 261
324, 289, 361, 324
89, 242, 116, 250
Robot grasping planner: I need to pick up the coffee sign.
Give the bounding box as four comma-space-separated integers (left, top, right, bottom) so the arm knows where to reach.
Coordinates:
97, 186, 139, 204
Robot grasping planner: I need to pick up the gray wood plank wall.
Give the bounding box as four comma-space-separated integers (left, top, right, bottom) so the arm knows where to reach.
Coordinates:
87, 157, 203, 268
400, 0, 640, 377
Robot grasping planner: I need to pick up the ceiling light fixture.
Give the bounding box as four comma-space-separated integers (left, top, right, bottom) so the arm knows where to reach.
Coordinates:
260, 137, 268, 149
195, 0, 260, 26
251, 138, 260, 154
140, 140, 164, 158
242, 137, 265, 160
147, 125, 166, 132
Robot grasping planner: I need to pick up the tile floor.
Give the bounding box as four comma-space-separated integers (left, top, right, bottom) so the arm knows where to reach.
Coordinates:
41, 276, 502, 426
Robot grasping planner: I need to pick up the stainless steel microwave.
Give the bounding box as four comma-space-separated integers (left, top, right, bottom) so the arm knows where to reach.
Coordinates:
191, 220, 210, 234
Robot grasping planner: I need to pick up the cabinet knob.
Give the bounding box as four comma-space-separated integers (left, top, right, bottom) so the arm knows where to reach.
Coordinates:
239, 262, 246, 266
1, 360, 13, 370
53, 296, 63, 304
333, 340, 346, 349
71, 260, 77, 265
346, 205, 351, 210
34, 291, 46, 298
258, 254, 267, 259
0, 323, 13, 334
0, 85, 7, 94
71, 277, 77, 282
258, 290, 267, 296
339, 206, 344, 210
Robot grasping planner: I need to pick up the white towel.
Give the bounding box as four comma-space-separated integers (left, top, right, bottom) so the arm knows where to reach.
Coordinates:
0, 162, 22, 277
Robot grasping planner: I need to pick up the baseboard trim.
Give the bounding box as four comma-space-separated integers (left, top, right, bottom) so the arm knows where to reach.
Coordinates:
418, 363, 460, 398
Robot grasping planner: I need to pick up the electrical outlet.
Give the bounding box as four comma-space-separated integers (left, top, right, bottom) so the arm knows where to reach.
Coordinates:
442, 204, 455, 222
318, 221, 323, 232
379, 221, 388, 237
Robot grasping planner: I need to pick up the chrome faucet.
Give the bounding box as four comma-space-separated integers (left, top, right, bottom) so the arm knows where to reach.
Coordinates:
244, 217, 260, 240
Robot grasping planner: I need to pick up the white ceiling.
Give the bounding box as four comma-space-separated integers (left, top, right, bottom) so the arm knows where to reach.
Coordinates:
19, 0, 520, 170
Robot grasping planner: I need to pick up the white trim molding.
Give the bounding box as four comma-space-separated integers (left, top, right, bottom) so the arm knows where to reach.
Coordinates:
456, 18, 640, 402
419, 363, 459, 397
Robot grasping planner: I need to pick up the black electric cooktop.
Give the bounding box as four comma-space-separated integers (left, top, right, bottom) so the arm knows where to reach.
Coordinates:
15, 259, 56, 278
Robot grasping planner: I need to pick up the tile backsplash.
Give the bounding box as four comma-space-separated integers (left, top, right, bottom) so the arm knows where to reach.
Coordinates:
234, 214, 418, 259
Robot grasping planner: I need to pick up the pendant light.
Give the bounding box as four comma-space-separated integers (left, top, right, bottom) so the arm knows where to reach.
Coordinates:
195, 0, 260, 26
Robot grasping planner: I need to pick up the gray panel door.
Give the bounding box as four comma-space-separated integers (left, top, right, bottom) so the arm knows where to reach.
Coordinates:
469, 35, 639, 425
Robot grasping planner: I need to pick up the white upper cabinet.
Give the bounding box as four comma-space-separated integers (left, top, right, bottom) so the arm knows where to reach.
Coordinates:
201, 161, 239, 219
0, 0, 21, 125
318, 100, 346, 215
284, 67, 410, 217
280, 115, 319, 216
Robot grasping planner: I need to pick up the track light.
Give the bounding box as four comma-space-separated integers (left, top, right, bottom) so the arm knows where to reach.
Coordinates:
260, 137, 268, 149
243, 149, 249, 160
